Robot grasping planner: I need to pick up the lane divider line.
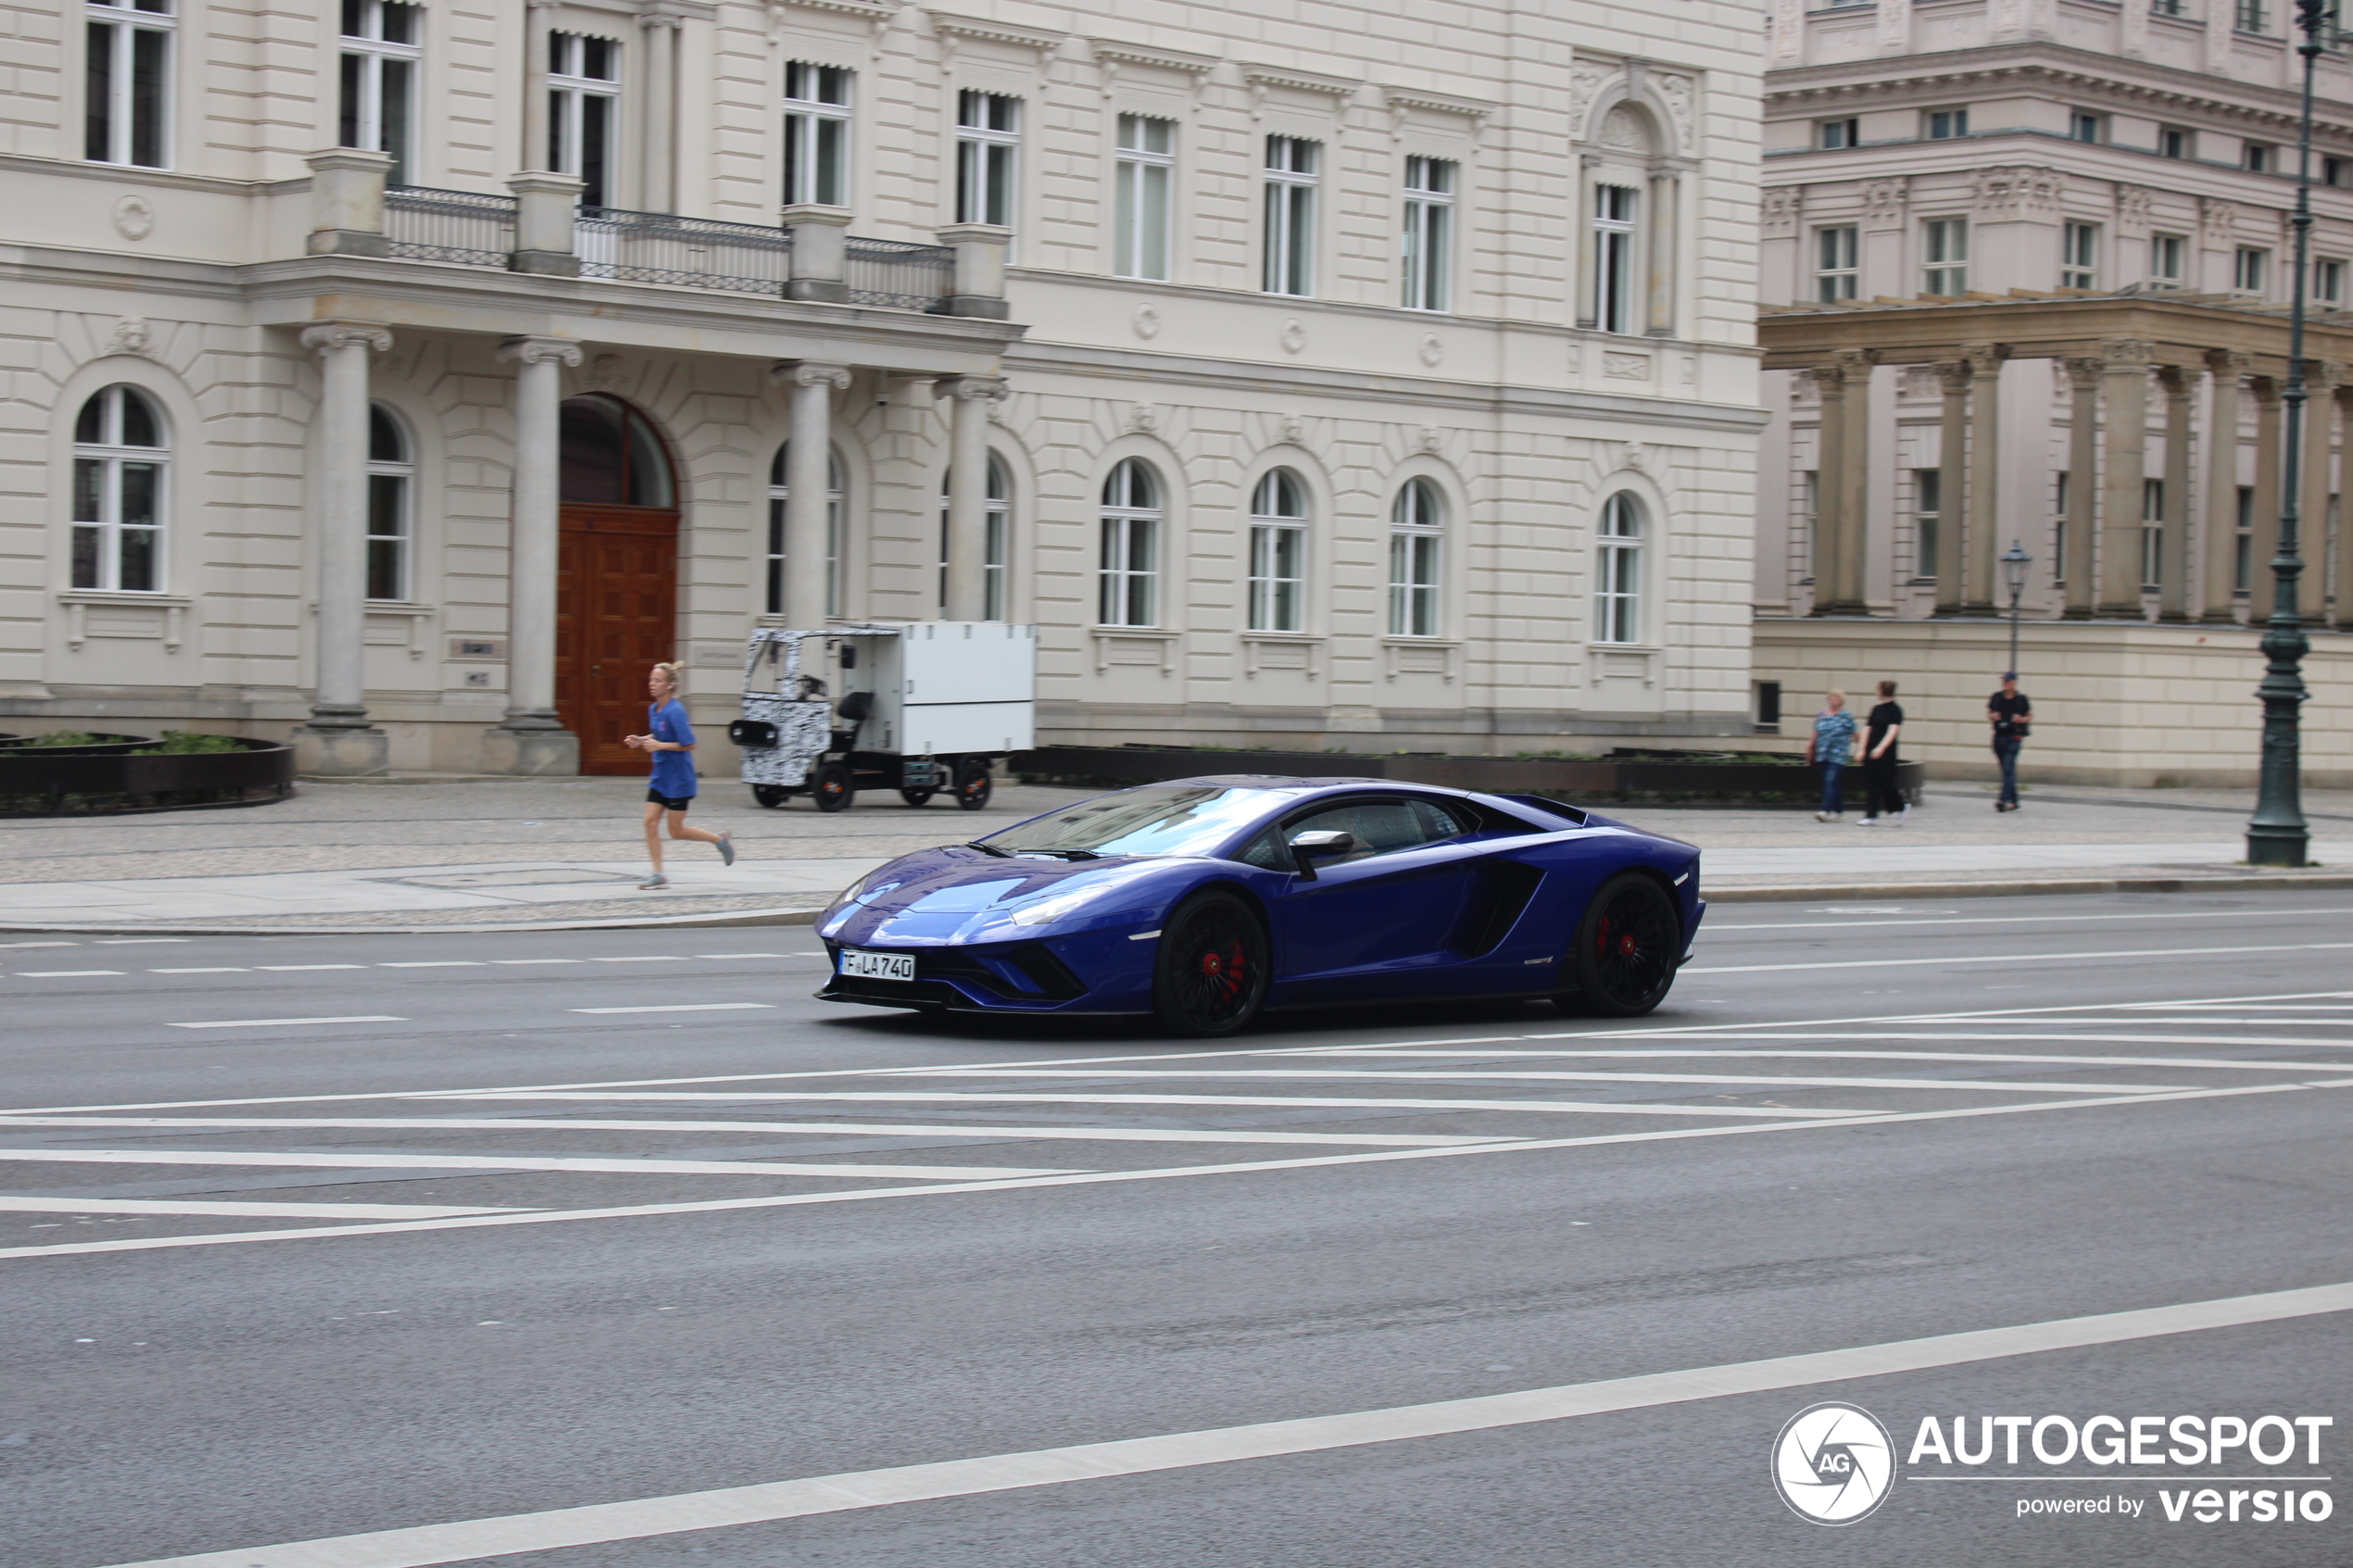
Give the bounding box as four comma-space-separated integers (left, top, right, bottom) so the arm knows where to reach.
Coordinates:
163, 1016, 407, 1031
1686, 940, 2353, 975
0, 1149, 1083, 1181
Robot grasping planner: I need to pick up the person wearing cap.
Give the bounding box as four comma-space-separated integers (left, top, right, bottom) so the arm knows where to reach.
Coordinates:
1986, 672, 2033, 813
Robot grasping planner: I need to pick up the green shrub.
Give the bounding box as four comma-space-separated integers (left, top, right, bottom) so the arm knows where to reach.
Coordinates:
15, 731, 105, 747
133, 731, 243, 755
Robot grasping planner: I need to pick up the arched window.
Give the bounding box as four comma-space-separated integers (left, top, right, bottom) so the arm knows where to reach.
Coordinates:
1247, 468, 1307, 633
1595, 492, 1644, 644
1388, 478, 1443, 637
71, 384, 167, 592
768, 443, 845, 618
937, 454, 1012, 620
1099, 458, 1161, 627
365, 404, 412, 601
558, 393, 673, 508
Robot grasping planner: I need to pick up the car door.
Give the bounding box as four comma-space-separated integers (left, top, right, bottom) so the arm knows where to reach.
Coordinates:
1265, 795, 1488, 993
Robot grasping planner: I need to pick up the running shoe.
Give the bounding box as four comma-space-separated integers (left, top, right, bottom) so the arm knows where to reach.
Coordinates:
717, 832, 736, 867
1896, 804, 1912, 824
638, 873, 669, 890
1856, 818, 1879, 827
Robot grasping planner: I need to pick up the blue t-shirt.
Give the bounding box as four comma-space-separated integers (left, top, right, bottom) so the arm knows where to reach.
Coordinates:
1813, 709, 1857, 761
648, 698, 698, 797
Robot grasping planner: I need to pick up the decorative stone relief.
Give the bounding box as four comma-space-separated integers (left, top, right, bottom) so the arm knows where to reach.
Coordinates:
1762, 187, 1800, 235
111, 194, 154, 241
1622, 440, 1648, 471
1132, 303, 1161, 340
582, 353, 625, 389
1278, 413, 1304, 445
1603, 351, 1651, 380
106, 318, 155, 358
1417, 333, 1443, 368
1126, 403, 1159, 433
1279, 318, 1306, 355
1970, 167, 2060, 219
1598, 105, 1649, 154
2201, 197, 2239, 245
1655, 73, 1693, 153
1861, 178, 1906, 230
2115, 184, 2154, 238
1417, 426, 1445, 453
1567, 63, 1609, 136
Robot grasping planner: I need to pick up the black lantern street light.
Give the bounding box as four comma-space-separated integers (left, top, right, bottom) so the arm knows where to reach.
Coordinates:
2247, 0, 2328, 867
2001, 540, 2032, 680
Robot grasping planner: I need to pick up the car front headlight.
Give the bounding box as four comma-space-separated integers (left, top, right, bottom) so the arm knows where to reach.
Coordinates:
1010, 886, 1102, 926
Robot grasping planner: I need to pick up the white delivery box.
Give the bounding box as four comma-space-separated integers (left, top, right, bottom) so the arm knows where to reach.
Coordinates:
895, 621, 1036, 755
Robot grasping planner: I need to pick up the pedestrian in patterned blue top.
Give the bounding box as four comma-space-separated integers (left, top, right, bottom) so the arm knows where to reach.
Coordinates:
624, 662, 734, 890
1807, 690, 1859, 822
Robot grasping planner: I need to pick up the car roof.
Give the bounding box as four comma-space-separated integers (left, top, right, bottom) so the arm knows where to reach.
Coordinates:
1151, 773, 1414, 790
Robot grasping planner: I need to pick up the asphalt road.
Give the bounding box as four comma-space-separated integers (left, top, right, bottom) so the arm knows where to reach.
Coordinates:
6, 889, 2351, 1567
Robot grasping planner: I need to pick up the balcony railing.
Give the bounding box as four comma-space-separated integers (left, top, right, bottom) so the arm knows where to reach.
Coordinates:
384, 186, 517, 268
847, 235, 956, 311
575, 207, 798, 294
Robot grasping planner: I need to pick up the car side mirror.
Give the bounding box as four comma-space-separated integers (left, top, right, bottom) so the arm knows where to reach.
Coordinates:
1289, 830, 1356, 880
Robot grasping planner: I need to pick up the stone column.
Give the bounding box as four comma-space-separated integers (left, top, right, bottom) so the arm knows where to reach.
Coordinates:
2335, 387, 2353, 628
2158, 365, 2195, 621
1644, 170, 1680, 338
294, 322, 393, 777
522, 0, 555, 173
1574, 154, 1600, 330
2299, 363, 2340, 623
1932, 358, 1971, 616
2249, 375, 2284, 616
485, 335, 583, 776
1961, 344, 2007, 613
775, 361, 850, 629
2095, 342, 2152, 617
1808, 350, 1873, 615
938, 375, 1009, 621
2201, 350, 2250, 621
2062, 356, 2102, 618
638, 11, 681, 214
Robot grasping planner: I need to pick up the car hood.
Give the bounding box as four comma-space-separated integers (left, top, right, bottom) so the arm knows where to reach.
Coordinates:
818, 847, 1195, 946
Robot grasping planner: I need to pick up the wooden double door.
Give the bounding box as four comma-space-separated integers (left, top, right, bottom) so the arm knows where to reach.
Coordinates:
557, 503, 681, 775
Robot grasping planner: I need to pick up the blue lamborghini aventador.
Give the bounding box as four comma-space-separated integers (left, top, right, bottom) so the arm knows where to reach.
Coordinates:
814, 774, 1704, 1036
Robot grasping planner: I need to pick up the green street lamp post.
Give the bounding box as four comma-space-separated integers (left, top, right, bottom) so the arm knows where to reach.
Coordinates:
2247, 0, 2326, 867
2001, 541, 2032, 679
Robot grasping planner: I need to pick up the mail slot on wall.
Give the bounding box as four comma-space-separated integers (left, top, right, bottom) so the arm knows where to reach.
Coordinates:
449, 638, 507, 660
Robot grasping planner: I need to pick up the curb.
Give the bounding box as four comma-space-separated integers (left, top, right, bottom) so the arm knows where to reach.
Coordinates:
1706, 872, 2353, 903
0, 907, 825, 937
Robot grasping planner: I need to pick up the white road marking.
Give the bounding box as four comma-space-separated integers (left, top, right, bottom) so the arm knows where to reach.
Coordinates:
0, 1196, 518, 1220
380, 962, 483, 969
1712, 906, 2353, 933
491, 960, 583, 966
432, 1091, 1873, 1118
873, 1068, 2195, 1096
94, 937, 189, 944
1686, 940, 2353, 974
16, 970, 126, 977
569, 1003, 774, 1015
164, 1016, 408, 1030
1317, 1047, 2352, 1071
0, 941, 78, 948
0, 1149, 1081, 1180
590, 956, 695, 962
692, 953, 809, 959
149, 968, 251, 975
2, 1079, 2337, 1263
87, 1278, 2353, 1568
0, 1116, 1508, 1148
256, 964, 367, 972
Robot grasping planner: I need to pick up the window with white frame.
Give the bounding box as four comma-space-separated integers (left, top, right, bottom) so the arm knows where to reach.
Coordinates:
2235, 483, 2255, 590
1816, 225, 1858, 303
2158, 126, 2189, 158
2141, 477, 2166, 587
548, 32, 618, 209
2070, 111, 2105, 144
1099, 458, 1161, 627
365, 404, 411, 602
1594, 183, 1639, 332
1923, 217, 1969, 295
1247, 469, 1308, 633
767, 443, 845, 618
339, 0, 419, 187
1402, 156, 1455, 311
937, 455, 1012, 621
2237, 0, 2269, 31
1114, 114, 1174, 281
1924, 108, 1969, 140
956, 90, 1018, 228
85, 0, 173, 169
2062, 222, 2099, 290
2317, 257, 2347, 304
70, 384, 167, 592
2236, 246, 2271, 294
2150, 232, 2186, 284
1913, 467, 1941, 581
782, 62, 850, 207
2053, 470, 2069, 585
2244, 141, 2274, 173
1594, 492, 1643, 645
1818, 118, 1859, 150
1264, 135, 1319, 296
1388, 479, 1444, 637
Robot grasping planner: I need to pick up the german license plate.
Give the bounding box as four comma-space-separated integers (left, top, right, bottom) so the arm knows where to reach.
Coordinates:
839, 947, 915, 982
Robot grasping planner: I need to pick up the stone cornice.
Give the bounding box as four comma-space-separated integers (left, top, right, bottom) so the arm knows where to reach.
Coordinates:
764, 0, 889, 18
1243, 64, 1364, 99
1088, 39, 1219, 75
927, 11, 1065, 53
1382, 85, 1498, 121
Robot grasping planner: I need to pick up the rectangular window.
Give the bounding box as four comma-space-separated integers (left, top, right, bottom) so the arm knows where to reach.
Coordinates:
1800, 469, 1819, 583
1922, 216, 1969, 295
2236, 246, 2270, 294
955, 90, 1018, 227
1263, 135, 1318, 295
782, 62, 850, 207
1818, 118, 1859, 150
1815, 225, 1858, 303
2062, 222, 2099, 290
2237, 0, 2269, 31
1401, 155, 1455, 311
1595, 183, 1639, 332
86, 0, 173, 169
1388, 533, 1441, 636
549, 32, 618, 209
2143, 476, 2165, 587
1914, 468, 1941, 580
2235, 484, 2255, 591
2244, 142, 2274, 173
1755, 682, 1782, 730
2318, 257, 2347, 303
2151, 0, 2185, 15
1098, 514, 1157, 627
1925, 108, 1969, 140
2070, 111, 2104, 144
1248, 524, 1306, 633
2054, 470, 2069, 585
1114, 114, 1174, 281
2158, 127, 2189, 158
339, 0, 418, 187
2328, 156, 2351, 187
2150, 232, 2186, 283
366, 471, 409, 601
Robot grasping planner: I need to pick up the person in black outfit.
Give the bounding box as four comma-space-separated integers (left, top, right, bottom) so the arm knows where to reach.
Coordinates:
1987, 672, 2033, 811
1857, 680, 1907, 825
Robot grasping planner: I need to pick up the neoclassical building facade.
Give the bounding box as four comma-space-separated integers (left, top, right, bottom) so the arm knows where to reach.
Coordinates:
2, 0, 1766, 774
1754, 0, 2353, 784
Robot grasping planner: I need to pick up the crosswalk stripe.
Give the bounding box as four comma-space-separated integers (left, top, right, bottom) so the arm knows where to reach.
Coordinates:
0, 1149, 1080, 1180
434, 1092, 1875, 1118
0, 1116, 1504, 1148
848, 1068, 2195, 1095
0, 1196, 516, 1220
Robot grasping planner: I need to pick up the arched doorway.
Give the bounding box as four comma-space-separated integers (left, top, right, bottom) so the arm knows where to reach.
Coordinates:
555, 393, 680, 773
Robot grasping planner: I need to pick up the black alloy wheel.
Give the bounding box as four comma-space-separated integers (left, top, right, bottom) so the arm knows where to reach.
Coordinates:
1152, 890, 1271, 1037
899, 787, 937, 807
954, 758, 994, 811
812, 760, 855, 814
1554, 871, 1681, 1018
750, 784, 789, 809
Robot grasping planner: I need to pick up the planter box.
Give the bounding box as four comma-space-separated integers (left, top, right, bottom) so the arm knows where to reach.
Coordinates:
1012, 746, 1925, 808
0, 736, 296, 816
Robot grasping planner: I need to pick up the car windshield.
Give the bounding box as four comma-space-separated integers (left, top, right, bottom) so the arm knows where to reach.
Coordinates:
980, 785, 1303, 859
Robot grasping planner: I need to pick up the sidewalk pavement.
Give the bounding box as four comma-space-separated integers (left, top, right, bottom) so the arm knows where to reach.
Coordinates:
3, 774, 2348, 933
